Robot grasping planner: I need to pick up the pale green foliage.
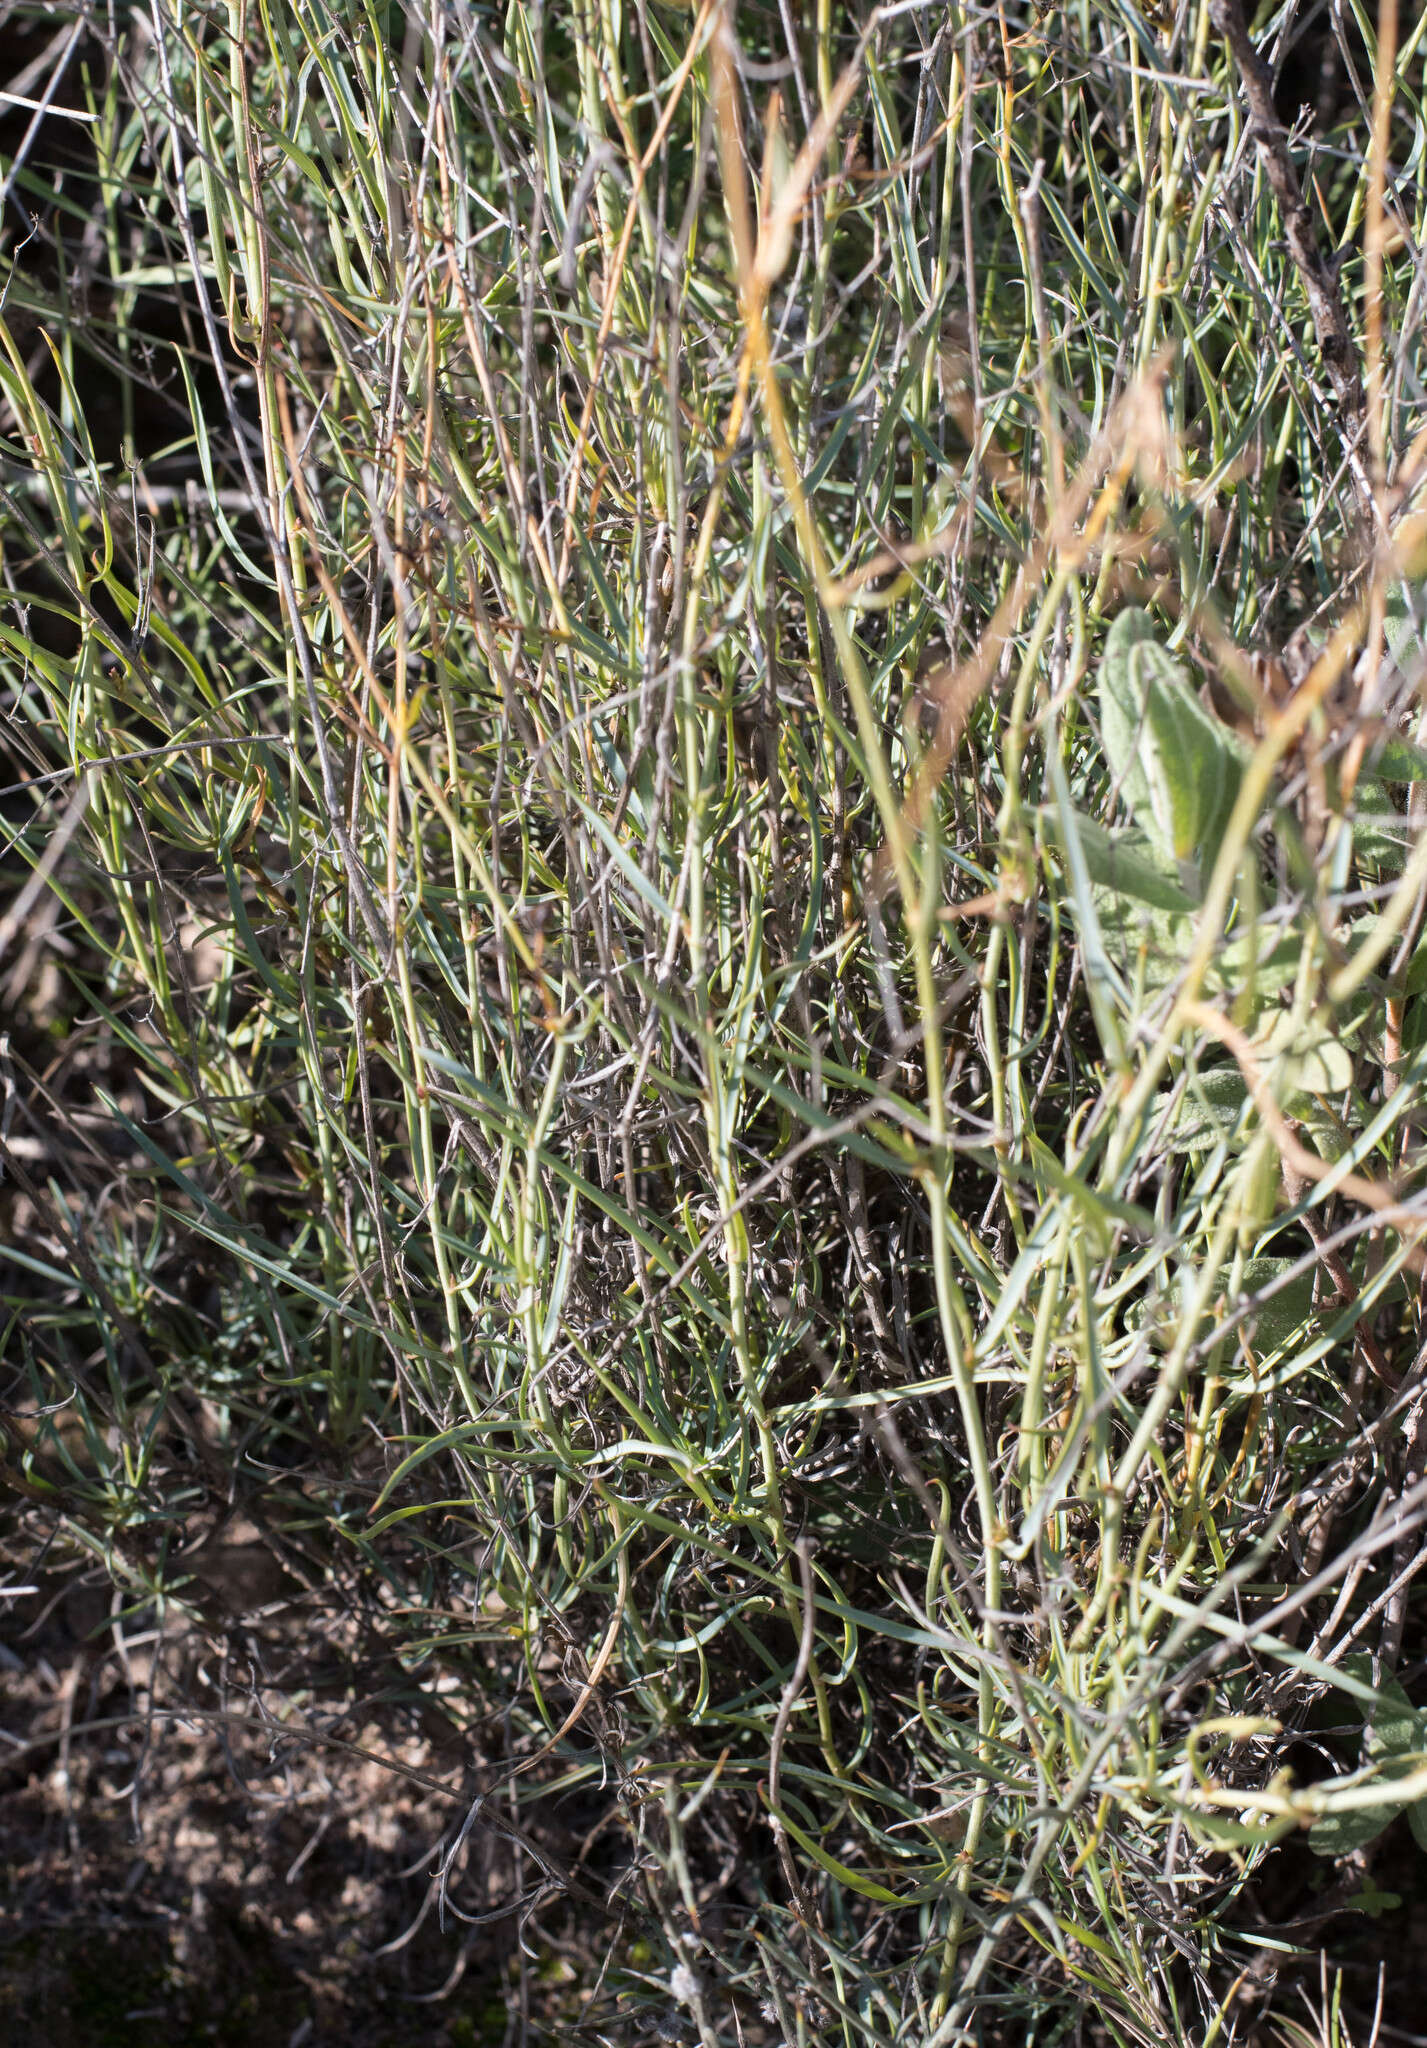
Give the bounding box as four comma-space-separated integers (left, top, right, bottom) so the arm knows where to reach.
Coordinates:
1098, 610, 1247, 882
2, 2, 1427, 2044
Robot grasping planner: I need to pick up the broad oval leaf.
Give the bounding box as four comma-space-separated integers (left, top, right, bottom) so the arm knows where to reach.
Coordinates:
1099, 610, 1247, 878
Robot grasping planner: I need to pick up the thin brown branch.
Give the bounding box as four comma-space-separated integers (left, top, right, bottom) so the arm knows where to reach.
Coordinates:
1211, 0, 1366, 444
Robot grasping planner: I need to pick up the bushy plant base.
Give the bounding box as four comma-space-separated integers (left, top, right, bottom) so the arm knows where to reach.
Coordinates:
3, 2, 1427, 2042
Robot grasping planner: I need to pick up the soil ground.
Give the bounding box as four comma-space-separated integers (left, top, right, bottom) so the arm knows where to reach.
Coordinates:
0, 1571, 590, 2047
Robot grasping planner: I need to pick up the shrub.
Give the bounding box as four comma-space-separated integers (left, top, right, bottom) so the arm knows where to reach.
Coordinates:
3, 2, 1427, 2042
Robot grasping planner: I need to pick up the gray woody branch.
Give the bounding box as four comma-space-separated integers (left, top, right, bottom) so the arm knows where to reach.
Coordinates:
1212, 0, 1365, 436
